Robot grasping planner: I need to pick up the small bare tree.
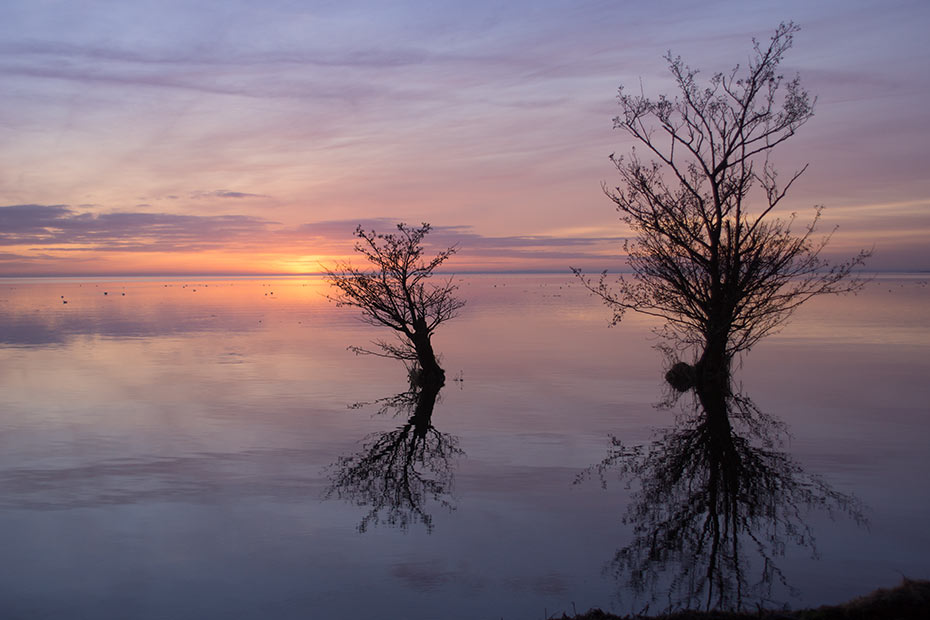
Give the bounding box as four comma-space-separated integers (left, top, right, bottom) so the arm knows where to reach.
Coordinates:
573, 23, 869, 390
325, 223, 464, 384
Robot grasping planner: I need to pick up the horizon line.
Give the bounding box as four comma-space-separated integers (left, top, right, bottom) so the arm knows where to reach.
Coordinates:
0, 268, 921, 280
0, 269, 583, 279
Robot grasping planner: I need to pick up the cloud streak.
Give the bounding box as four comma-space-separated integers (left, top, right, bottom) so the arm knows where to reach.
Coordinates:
191, 190, 270, 200
0, 200, 917, 274
291, 218, 625, 255
0, 207, 625, 273
0, 204, 276, 252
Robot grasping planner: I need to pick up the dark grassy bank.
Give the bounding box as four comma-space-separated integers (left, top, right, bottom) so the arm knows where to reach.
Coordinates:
556, 579, 929, 620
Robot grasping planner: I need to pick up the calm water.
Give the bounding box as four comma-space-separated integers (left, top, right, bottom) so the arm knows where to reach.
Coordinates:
0, 274, 927, 619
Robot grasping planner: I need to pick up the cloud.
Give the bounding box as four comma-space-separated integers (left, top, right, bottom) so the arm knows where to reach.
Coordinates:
430, 224, 625, 249
12, 207, 901, 273
0, 39, 442, 71
0, 37, 510, 105
191, 189, 270, 200
0, 4, 647, 113
290, 218, 626, 267
0, 207, 627, 274
293, 218, 624, 252
0, 251, 42, 261
0, 204, 277, 252
293, 218, 402, 238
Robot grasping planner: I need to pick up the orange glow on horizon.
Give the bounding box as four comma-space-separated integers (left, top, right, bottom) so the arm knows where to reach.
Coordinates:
0, 199, 923, 276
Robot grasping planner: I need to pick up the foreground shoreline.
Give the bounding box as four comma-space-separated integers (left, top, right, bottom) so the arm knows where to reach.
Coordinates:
557, 579, 929, 620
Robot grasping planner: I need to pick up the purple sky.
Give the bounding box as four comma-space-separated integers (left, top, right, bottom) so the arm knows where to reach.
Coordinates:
1, 0, 927, 273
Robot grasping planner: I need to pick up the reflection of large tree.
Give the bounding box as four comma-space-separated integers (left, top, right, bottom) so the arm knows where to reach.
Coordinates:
325, 376, 462, 533
584, 379, 865, 612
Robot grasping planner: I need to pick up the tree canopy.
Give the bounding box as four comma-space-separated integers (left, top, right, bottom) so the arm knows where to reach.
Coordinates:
574, 23, 869, 383
324, 222, 464, 383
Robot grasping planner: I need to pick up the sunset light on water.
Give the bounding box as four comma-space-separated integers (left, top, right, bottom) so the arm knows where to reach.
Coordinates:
0, 275, 927, 617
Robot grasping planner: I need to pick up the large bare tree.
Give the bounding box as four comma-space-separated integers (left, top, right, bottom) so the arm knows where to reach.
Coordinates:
325, 223, 464, 384
574, 23, 869, 391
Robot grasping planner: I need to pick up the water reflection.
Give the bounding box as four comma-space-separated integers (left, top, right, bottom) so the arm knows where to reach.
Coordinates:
324, 370, 462, 533
584, 373, 866, 612
0, 281, 274, 345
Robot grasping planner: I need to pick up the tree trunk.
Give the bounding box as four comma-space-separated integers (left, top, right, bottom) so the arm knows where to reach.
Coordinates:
411, 331, 445, 386
696, 326, 731, 398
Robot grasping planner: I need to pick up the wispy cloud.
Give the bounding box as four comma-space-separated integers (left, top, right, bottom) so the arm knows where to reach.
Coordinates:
289, 218, 625, 265
0, 207, 623, 271
0, 204, 276, 252
191, 190, 270, 200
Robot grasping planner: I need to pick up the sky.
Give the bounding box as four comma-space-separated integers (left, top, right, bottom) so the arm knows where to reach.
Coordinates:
1, 0, 928, 275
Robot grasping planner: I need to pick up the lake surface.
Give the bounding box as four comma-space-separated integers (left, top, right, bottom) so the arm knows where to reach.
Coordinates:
0, 274, 927, 619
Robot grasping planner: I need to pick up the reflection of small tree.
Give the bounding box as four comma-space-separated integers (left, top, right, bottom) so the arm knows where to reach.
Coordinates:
324, 376, 461, 532
325, 223, 464, 384
573, 23, 869, 387
579, 381, 866, 612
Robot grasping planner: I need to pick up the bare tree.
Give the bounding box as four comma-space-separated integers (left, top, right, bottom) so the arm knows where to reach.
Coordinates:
324, 223, 464, 384
573, 23, 869, 390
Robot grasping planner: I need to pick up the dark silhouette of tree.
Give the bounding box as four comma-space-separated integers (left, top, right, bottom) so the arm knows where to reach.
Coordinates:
579, 373, 866, 612
324, 225, 464, 531
573, 23, 869, 390
324, 374, 461, 532
325, 223, 464, 385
